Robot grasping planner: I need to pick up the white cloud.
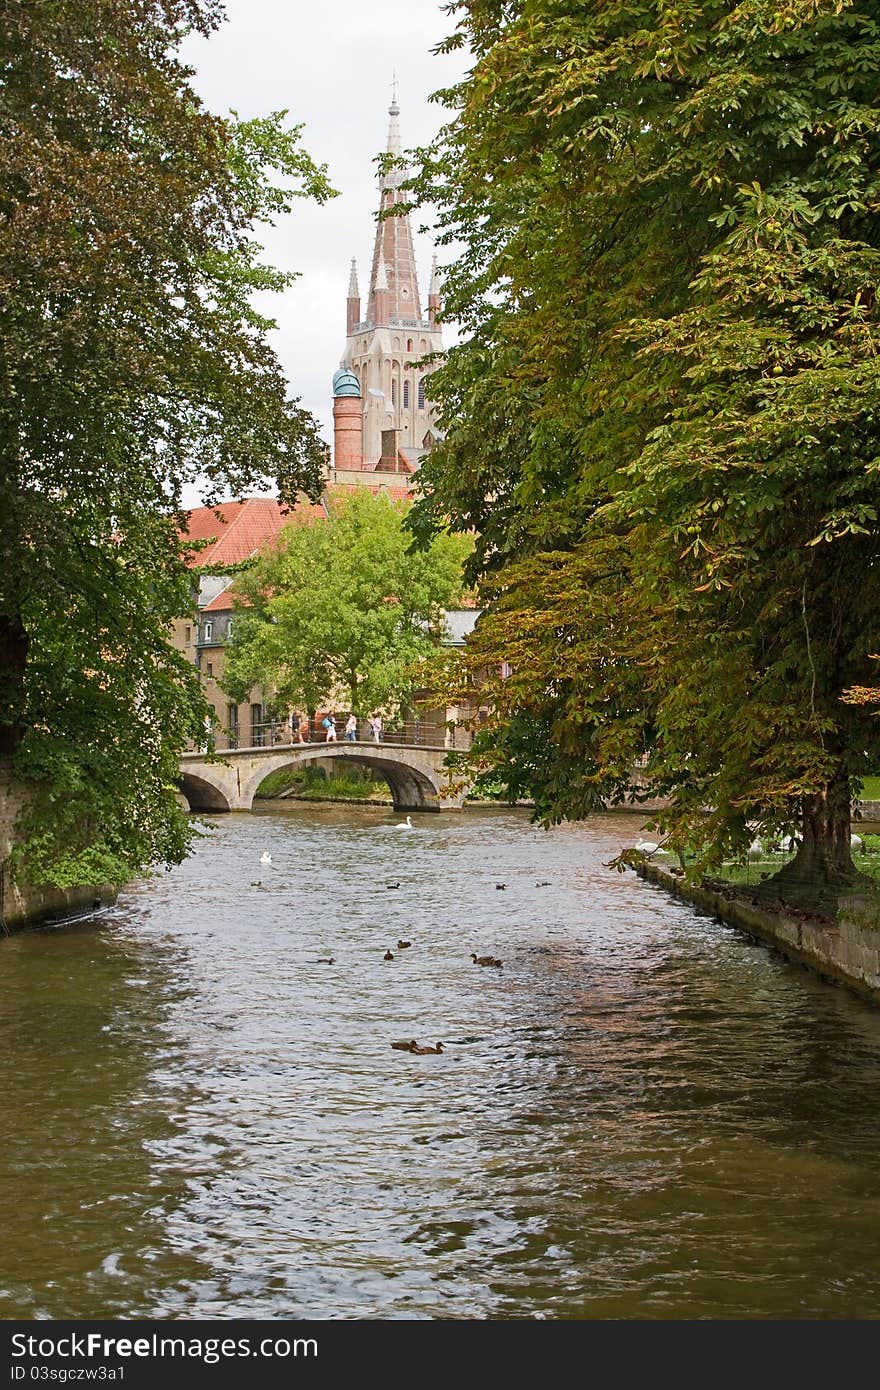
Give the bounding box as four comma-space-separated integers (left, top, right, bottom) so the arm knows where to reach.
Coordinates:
180, 0, 468, 501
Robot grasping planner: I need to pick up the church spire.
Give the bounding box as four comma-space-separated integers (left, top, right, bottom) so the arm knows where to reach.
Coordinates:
367, 91, 422, 326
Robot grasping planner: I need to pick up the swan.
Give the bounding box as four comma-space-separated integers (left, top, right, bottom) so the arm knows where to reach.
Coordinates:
394, 815, 414, 830
259, 851, 272, 865
851, 833, 863, 848
635, 840, 668, 855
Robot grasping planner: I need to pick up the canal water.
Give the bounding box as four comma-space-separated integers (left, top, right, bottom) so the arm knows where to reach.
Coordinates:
3, 804, 880, 1319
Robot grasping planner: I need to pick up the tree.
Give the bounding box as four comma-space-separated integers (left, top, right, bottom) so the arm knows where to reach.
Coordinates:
0, 0, 334, 886
408, 0, 880, 909
222, 489, 471, 721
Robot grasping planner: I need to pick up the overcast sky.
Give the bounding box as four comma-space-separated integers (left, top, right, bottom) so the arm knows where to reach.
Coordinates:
180, 0, 469, 497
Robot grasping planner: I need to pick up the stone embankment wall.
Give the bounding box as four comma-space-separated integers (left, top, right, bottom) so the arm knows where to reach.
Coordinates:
0, 769, 116, 933
636, 860, 880, 1005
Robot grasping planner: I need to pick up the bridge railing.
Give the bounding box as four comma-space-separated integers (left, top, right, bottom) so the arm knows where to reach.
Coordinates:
203, 718, 474, 753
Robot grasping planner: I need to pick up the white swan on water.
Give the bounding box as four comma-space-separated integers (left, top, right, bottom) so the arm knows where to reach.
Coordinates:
395, 816, 414, 830
635, 839, 668, 855
260, 851, 272, 865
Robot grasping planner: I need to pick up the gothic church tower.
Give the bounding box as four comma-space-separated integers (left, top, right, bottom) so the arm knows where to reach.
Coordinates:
333, 94, 444, 471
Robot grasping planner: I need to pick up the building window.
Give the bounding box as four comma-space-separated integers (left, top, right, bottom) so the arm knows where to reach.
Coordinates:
185, 625, 191, 643
251, 703, 265, 747
407, 338, 413, 352
391, 378, 397, 406
226, 618, 234, 638
203, 621, 213, 641
418, 379, 426, 410
206, 662, 213, 677
403, 380, 410, 409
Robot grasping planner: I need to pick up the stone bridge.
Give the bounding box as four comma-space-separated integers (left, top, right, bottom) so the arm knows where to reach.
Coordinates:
178, 741, 469, 813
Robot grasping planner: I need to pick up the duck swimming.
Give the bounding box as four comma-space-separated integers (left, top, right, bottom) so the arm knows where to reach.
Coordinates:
471, 953, 503, 968
384, 949, 395, 961
397, 940, 412, 949
411, 1041, 444, 1055
391, 1039, 419, 1052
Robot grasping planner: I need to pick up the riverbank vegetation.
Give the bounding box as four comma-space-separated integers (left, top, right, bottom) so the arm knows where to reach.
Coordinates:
408, 0, 880, 915
0, 0, 333, 886
255, 766, 390, 802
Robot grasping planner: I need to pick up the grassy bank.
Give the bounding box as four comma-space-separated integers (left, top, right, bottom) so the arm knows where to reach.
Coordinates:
255, 766, 391, 802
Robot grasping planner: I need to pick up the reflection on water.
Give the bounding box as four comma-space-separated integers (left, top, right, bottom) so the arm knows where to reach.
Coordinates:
2, 805, 880, 1318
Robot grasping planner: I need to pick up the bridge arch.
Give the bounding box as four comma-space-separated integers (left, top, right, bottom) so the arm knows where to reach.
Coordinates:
243, 745, 440, 812
177, 770, 233, 813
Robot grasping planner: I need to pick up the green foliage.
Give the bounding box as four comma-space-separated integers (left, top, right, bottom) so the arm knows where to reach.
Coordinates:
255, 765, 388, 800
223, 489, 471, 719
407, 0, 880, 889
0, 0, 335, 885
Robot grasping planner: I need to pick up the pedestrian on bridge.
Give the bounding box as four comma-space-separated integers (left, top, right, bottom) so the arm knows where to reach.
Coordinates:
369, 714, 382, 743
323, 714, 337, 743
345, 714, 358, 742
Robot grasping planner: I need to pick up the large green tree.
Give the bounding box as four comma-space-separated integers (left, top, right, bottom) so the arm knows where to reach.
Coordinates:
222, 489, 471, 721
0, 0, 333, 886
408, 0, 880, 906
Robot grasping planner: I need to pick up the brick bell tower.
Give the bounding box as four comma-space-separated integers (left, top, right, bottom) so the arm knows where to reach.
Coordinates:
332, 90, 444, 472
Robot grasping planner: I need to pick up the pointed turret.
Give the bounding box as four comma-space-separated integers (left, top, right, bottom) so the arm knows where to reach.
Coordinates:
372, 257, 389, 325
346, 258, 360, 335
428, 252, 441, 328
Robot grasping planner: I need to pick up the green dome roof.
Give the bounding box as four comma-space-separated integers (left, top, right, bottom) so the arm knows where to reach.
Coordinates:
332, 367, 361, 398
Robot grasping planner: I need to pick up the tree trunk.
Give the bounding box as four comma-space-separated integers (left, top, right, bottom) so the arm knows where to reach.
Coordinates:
0, 611, 28, 760
763, 765, 870, 914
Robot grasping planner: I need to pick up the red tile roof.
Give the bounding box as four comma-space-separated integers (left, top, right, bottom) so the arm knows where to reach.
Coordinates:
201, 586, 237, 614
179, 496, 326, 568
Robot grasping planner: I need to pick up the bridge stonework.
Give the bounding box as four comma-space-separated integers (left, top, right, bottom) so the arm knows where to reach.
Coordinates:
178, 742, 469, 814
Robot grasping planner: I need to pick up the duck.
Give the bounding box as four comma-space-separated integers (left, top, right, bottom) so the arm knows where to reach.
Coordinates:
259, 851, 272, 865
384, 949, 395, 961
536, 880, 551, 887
397, 939, 412, 949
318, 957, 335, 965
471, 953, 503, 968
411, 1041, 444, 1055
386, 882, 401, 890
495, 883, 507, 890
391, 1039, 419, 1052
748, 839, 764, 858
395, 815, 414, 830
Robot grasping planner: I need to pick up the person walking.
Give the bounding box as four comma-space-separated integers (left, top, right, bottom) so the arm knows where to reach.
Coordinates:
369, 713, 382, 743
297, 717, 309, 744
323, 713, 337, 743
288, 712, 300, 744
345, 714, 358, 742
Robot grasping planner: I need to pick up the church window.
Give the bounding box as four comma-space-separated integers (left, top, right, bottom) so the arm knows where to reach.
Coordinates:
403, 381, 410, 409
418, 379, 426, 410
407, 339, 413, 352
391, 379, 397, 406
